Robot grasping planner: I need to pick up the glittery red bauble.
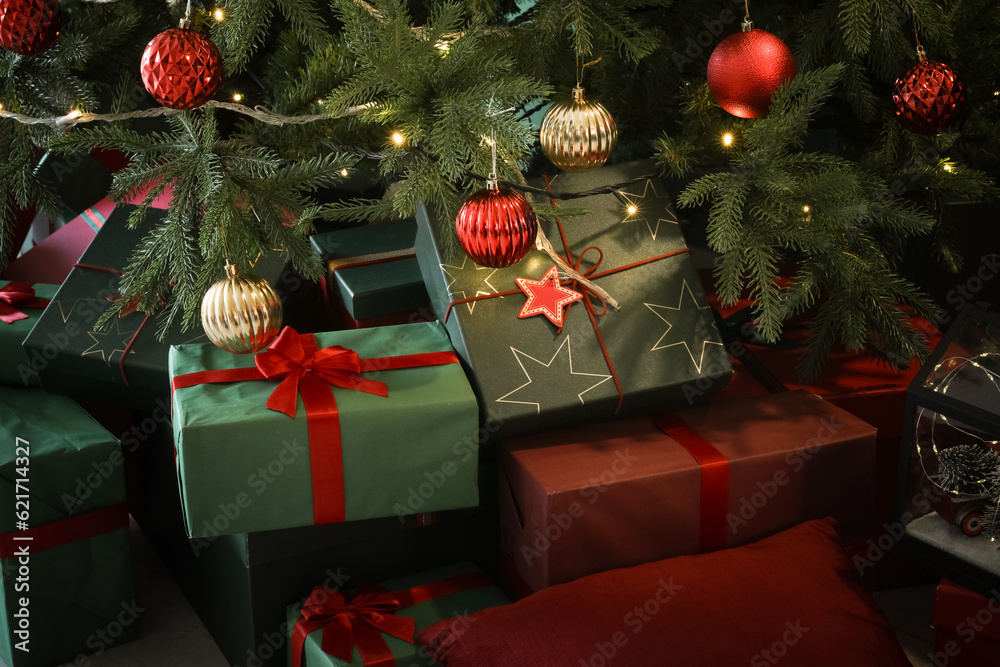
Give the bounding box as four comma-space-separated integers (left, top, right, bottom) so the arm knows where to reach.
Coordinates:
892, 59, 966, 136
456, 186, 538, 268
707, 29, 796, 119
0, 0, 61, 55
141, 28, 223, 110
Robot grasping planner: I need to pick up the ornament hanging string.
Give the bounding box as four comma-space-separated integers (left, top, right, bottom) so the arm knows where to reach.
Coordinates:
575, 56, 602, 89
913, 21, 926, 60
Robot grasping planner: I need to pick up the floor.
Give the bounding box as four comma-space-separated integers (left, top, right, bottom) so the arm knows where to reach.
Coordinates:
0, 519, 938, 667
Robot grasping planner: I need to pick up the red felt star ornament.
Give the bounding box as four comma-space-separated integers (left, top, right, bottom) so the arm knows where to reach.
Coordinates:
516, 265, 583, 327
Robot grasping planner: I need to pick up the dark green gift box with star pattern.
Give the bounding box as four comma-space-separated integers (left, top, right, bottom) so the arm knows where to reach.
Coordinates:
22, 204, 299, 411
414, 160, 733, 437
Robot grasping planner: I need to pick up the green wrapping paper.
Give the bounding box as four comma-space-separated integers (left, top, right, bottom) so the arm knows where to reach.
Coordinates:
286, 562, 510, 667
310, 219, 428, 320
170, 322, 480, 538
0, 388, 135, 667
414, 160, 732, 436
22, 204, 297, 411
0, 283, 57, 388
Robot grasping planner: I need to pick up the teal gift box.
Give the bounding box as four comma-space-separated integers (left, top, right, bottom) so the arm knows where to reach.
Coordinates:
0, 282, 57, 387
414, 160, 733, 436
169, 322, 480, 537
287, 562, 509, 667
0, 387, 135, 667
310, 219, 428, 321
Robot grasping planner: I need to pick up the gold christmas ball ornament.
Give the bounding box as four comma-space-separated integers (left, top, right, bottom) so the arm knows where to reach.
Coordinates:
200, 263, 283, 354
539, 86, 617, 172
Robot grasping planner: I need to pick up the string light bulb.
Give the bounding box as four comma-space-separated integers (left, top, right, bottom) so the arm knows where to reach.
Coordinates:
233, 93, 243, 103
340, 168, 348, 177
627, 204, 638, 216
392, 132, 405, 146
944, 163, 954, 172
722, 133, 734, 147
214, 8, 224, 21
803, 205, 810, 213
67, 109, 81, 119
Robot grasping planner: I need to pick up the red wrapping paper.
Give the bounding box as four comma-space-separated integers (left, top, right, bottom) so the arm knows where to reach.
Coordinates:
499, 390, 876, 593
934, 579, 1000, 644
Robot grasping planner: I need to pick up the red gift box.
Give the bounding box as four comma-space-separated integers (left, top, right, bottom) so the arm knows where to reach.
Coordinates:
499, 390, 876, 593
1, 202, 112, 284
932, 579, 1000, 666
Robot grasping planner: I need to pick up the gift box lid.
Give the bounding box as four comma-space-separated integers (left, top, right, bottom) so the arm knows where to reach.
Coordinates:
311, 219, 427, 320
0, 387, 123, 529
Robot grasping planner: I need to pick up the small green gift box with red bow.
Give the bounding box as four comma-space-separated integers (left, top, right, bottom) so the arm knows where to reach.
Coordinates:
169, 322, 480, 537
0, 281, 56, 387
286, 562, 509, 667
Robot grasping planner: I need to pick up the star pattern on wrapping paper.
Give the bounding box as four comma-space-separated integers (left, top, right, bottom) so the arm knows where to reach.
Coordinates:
81, 317, 142, 365
495, 336, 613, 413
619, 179, 680, 240
516, 266, 583, 328
644, 280, 724, 373
441, 256, 500, 314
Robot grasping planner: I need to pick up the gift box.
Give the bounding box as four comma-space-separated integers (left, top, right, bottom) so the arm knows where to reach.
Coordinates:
932, 579, 1000, 667
0, 282, 56, 387
1, 202, 109, 285
169, 322, 480, 537
310, 218, 429, 323
287, 562, 510, 667
131, 403, 498, 667
498, 390, 876, 593
414, 160, 732, 436
21, 203, 302, 410
0, 387, 135, 667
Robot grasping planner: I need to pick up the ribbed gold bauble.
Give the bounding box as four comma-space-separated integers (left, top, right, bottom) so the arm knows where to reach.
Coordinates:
200, 263, 282, 354
539, 86, 617, 172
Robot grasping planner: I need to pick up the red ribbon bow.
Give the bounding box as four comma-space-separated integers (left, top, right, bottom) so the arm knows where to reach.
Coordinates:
255, 327, 388, 418
170, 326, 460, 526
292, 586, 415, 667
0, 281, 49, 324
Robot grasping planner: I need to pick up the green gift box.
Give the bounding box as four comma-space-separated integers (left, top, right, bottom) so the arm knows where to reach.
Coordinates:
287, 562, 509, 667
414, 160, 733, 436
0, 282, 57, 387
169, 321, 480, 537
310, 219, 429, 321
22, 203, 301, 411
0, 387, 135, 667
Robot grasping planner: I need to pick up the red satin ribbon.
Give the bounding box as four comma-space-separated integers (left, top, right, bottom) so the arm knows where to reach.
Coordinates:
0, 501, 129, 558
649, 413, 730, 553
0, 281, 50, 324
291, 572, 492, 667
170, 327, 459, 525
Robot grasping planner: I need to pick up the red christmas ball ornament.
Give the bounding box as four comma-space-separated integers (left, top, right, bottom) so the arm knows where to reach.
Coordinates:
141, 28, 223, 110
892, 56, 966, 136
0, 0, 61, 55
456, 183, 538, 268
707, 24, 796, 119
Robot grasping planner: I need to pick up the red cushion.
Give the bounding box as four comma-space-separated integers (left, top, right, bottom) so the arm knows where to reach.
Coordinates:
419, 519, 910, 666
